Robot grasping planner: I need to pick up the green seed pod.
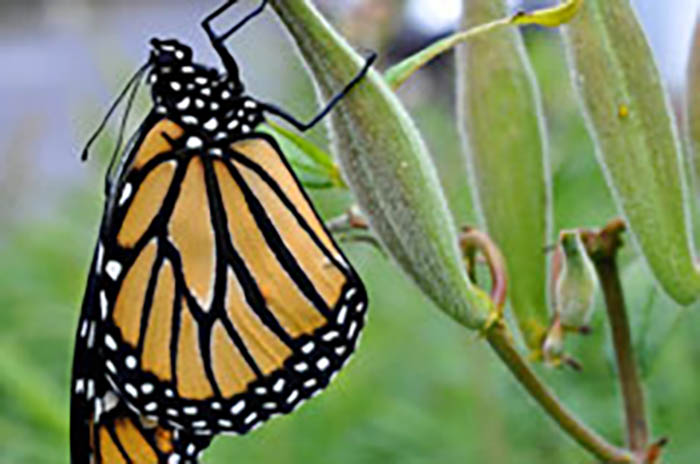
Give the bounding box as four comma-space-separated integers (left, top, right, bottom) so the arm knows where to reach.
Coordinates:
561, 0, 700, 304
554, 230, 598, 330
456, 0, 551, 348
268, 0, 493, 329
686, 19, 700, 199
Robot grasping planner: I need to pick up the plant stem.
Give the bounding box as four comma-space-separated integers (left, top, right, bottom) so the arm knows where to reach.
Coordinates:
583, 219, 649, 455
462, 227, 633, 462
485, 323, 635, 463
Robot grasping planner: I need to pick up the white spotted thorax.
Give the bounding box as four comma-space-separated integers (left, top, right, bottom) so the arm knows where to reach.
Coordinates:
149, 38, 263, 145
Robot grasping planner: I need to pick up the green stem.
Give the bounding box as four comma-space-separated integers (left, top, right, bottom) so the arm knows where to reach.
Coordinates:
384, 18, 511, 89
583, 219, 649, 455
485, 323, 635, 463
461, 227, 633, 462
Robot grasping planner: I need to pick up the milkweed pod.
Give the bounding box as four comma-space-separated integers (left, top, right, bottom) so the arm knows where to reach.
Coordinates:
561, 0, 700, 304
686, 19, 700, 200
553, 230, 597, 330
457, 0, 552, 349
269, 0, 493, 329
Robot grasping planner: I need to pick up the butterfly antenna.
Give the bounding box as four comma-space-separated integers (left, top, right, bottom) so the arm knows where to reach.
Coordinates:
81, 61, 151, 162
106, 65, 145, 178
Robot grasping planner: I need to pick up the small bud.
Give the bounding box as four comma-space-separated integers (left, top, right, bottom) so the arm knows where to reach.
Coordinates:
554, 230, 598, 330
542, 317, 565, 367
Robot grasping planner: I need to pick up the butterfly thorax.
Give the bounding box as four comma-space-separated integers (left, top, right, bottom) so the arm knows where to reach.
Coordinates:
148, 38, 264, 144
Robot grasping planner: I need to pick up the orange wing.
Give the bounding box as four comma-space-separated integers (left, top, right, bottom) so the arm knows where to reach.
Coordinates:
71, 116, 214, 463
81, 121, 367, 437
90, 389, 211, 463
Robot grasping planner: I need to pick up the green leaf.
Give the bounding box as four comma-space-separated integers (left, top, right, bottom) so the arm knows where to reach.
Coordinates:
456, 0, 552, 349
269, 0, 494, 330
512, 0, 584, 28
384, 0, 583, 91
561, 0, 700, 304
262, 122, 345, 189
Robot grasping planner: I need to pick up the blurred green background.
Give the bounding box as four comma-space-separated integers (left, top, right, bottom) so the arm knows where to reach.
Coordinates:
2, 0, 700, 462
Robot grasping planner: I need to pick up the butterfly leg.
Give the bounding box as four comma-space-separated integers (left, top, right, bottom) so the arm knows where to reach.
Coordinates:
202, 0, 268, 83
204, 0, 269, 43
258, 52, 378, 132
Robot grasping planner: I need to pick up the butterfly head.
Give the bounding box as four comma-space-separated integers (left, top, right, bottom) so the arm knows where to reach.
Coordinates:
146, 37, 255, 136
149, 38, 193, 67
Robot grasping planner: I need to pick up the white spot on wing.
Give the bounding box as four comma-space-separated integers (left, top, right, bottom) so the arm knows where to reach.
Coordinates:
316, 357, 330, 371
303, 378, 317, 389
186, 136, 203, 149
96, 243, 105, 274
294, 362, 308, 372
286, 390, 299, 404
125, 383, 138, 397
323, 331, 340, 342
104, 334, 117, 351
348, 321, 359, 339
176, 97, 191, 110
336, 305, 348, 325
145, 402, 158, 412
182, 115, 199, 126
231, 400, 245, 415
273, 378, 285, 393
204, 117, 218, 131
99, 291, 109, 320
119, 183, 133, 206
301, 342, 315, 354
105, 360, 117, 374
87, 379, 95, 400
105, 261, 122, 280
87, 322, 96, 348
103, 391, 119, 411
125, 356, 137, 369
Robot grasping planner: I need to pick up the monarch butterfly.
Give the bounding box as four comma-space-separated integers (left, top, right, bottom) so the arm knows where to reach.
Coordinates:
70, 1, 374, 462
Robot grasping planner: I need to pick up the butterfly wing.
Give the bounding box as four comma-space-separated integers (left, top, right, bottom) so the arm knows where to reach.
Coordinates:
90, 119, 367, 435
70, 115, 213, 463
